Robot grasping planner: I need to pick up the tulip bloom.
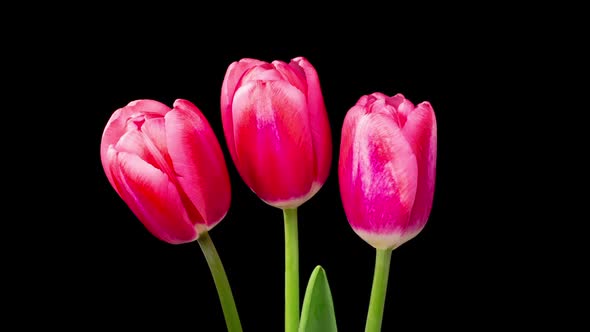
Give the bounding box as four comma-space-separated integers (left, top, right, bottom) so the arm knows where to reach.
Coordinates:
100, 99, 231, 244
339, 93, 437, 250
221, 56, 332, 209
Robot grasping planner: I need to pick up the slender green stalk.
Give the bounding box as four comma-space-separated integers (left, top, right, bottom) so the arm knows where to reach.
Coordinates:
283, 208, 300, 332
365, 248, 393, 332
197, 231, 243, 332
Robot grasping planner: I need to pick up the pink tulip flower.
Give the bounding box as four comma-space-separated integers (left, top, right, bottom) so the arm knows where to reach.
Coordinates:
100, 99, 231, 244
221, 57, 332, 208
338, 93, 437, 250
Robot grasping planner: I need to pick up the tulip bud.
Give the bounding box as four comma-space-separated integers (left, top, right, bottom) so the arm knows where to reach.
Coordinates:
221, 57, 332, 209
100, 99, 231, 244
338, 93, 437, 250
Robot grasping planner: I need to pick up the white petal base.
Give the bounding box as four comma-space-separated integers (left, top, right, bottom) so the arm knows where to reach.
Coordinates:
354, 228, 422, 250
262, 182, 324, 209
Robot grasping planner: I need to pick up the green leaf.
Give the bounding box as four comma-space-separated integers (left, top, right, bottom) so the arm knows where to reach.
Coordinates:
299, 265, 338, 332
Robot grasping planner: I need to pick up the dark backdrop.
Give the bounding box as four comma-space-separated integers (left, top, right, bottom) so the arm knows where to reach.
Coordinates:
21, 11, 562, 331
78, 45, 493, 331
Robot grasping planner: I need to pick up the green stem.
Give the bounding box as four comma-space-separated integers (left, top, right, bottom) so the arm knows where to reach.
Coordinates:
365, 248, 393, 332
283, 208, 300, 332
197, 231, 243, 332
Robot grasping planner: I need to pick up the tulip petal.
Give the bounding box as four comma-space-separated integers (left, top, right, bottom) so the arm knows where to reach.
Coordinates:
383, 93, 406, 108
339, 110, 418, 249
392, 95, 414, 125
384, 93, 414, 128
113, 129, 151, 161
232, 80, 315, 207
402, 101, 437, 231
221, 58, 268, 165
339, 105, 364, 219
113, 118, 174, 177
272, 60, 307, 95
291, 57, 332, 186
141, 116, 172, 167
222, 58, 269, 104
101, 100, 170, 184
240, 63, 282, 82
166, 99, 231, 229
110, 151, 198, 244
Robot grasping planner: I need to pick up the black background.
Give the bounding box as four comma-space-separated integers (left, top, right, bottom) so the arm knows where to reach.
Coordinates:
80, 45, 494, 331
16, 7, 579, 331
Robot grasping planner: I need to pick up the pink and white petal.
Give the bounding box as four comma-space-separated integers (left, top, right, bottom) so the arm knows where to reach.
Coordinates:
141, 117, 169, 159
344, 112, 418, 244
402, 101, 437, 231
370, 98, 409, 128
356, 92, 388, 108
394, 98, 415, 124
367, 99, 390, 116
384, 93, 406, 109
124, 99, 171, 116
240, 63, 282, 83
111, 151, 198, 244
104, 146, 124, 197
272, 60, 307, 94
166, 99, 231, 229
113, 129, 152, 164
221, 101, 238, 166
338, 106, 366, 232
221, 59, 267, 164
221, 58, 267, 114
141, 116, 176, 175
232, 80, 315, 207
101, 100, 170, 177
290, 57, 332, 186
